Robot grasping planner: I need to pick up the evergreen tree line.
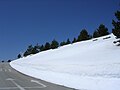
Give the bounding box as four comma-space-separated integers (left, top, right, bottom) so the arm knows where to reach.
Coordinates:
18, 10, 120, 58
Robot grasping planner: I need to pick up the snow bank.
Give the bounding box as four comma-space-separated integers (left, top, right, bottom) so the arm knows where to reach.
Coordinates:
10, 34, 120, 90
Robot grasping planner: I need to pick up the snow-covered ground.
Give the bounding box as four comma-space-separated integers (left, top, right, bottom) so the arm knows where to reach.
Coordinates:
10, 34, 120, 90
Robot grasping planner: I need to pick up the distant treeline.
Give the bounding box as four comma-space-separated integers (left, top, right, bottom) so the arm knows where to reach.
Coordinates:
17, 10, 120, 58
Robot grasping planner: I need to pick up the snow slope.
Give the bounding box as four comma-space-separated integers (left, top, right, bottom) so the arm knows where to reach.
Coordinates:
10, 34, 120, 90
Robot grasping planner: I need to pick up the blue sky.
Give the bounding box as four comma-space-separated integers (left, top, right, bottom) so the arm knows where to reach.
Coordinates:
0, 0, 119, 60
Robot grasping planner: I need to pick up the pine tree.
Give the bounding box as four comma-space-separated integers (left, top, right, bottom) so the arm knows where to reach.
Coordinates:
27, 45, 33, 52
72, 37, 77, 43
23, 45, 34, 57
31, 45, 39, 54
77, 29, 90, 41
7, 60, 11, 62
112, 10, 120, 38
93, 30, 100, 38
17, 54, 21, 58
60, 41, 66, 46
40, 45, 45, 51
51, 39, 59, 49
44, 42, 51, 50
97, 24, 109, 36
66, 38, 71, 44
23, 51, 29, 57
34, 44, 41, 52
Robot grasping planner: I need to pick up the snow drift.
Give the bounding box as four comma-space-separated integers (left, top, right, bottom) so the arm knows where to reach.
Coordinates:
10, 34, 120, 90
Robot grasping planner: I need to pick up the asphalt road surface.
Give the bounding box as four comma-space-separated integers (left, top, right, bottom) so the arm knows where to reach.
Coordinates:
0, 63, 74, 90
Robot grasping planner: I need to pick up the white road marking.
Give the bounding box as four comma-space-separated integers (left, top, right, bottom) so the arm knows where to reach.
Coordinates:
6, 78, 25, 90
24, 86, 47, 89
31, 80, 47, 88
0, 86, 46, 90
0, 87, 18, 90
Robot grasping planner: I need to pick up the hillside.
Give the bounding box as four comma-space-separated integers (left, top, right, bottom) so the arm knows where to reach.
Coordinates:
10, 34, 120, 90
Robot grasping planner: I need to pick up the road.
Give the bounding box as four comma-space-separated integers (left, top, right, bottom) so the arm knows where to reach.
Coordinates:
0, 63, 74, 90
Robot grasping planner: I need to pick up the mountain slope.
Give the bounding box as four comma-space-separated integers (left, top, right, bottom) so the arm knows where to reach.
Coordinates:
10, 34, 120, 90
